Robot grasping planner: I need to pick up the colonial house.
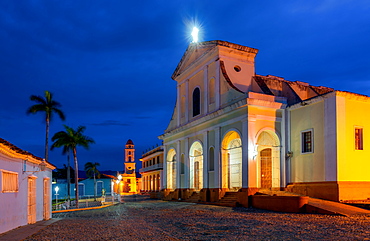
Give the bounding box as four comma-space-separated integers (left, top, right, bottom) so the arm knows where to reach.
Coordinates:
139, 145, 164, 196
0, 138, 55, 234
159, 40, 370, 205
52, 174, 114, 201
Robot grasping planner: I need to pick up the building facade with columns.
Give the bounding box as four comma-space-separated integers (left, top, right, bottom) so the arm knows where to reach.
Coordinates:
159, 40, 370, 204
139, 145, 164, 196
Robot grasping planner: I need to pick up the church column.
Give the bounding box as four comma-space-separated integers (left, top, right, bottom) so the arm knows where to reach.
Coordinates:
203, 66, 208, 114
248, 117, 257, 188
203, 131, 208, 188
214, 127, 221, 188
242, 119, 249, 188
185, 80, 189, 123
281, 109, 287, 187
163, 145, 167, 189
184, 138, 190, 189
215, 60, 221, 109
177, 84, 181, 126
176, 140, 181, 189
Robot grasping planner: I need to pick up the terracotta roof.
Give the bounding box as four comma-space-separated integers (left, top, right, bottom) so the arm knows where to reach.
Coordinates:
253, 75, 334, 106
0, 137, 43, 161
126, 139, 134, 145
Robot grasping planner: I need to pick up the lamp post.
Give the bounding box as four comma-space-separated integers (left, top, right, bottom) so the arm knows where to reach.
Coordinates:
55, 186, 59, 209
117, 174, 122, 202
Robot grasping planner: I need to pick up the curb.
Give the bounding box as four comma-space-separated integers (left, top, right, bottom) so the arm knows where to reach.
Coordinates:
52, 203, 118, 213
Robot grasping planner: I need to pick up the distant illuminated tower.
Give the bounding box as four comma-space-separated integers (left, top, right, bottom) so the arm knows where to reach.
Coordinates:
124, 139, 136, 174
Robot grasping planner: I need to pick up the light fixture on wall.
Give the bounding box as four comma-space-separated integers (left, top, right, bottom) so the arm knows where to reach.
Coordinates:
23, 159, 47, 173
286, 151, 293, 158
252, 144, 258, 160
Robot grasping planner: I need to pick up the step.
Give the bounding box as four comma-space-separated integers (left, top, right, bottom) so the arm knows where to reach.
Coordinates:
307, 198, 370, 216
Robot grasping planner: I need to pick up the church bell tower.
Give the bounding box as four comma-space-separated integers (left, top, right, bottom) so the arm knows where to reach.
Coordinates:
124, 139, 136, 175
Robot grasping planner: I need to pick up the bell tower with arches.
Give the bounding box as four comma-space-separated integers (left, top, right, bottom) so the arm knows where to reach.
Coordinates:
114, 139, 138, 194
124, 139, 136, 174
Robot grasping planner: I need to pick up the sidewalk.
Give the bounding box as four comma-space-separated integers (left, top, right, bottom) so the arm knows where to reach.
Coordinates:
0, 219, 62, 241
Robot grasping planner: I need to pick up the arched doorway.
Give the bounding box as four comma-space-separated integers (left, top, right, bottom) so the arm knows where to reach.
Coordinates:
256, 130, 280, 189
166, 149, 177, 190
222, 131, 242, 191
189, 141, 203, 191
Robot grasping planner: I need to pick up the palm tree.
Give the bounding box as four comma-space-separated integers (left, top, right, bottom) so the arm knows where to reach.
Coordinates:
84, 162, 101, 201
51, 137, 73, 201
51, 125, 94, 208
27, 90, 66, 162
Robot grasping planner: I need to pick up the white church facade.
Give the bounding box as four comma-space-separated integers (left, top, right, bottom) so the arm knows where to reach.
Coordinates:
159, 40, 370, 205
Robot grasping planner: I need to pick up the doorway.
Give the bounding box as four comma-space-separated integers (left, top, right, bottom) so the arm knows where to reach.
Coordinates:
260, 148, 272, 188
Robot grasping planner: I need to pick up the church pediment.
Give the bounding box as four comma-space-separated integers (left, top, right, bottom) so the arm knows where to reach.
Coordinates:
172, 41, 218, 80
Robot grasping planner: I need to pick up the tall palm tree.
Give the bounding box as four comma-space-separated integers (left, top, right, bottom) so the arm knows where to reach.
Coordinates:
84, 162, 101, 201
27, 90, 66, 162
51, 138, 73, 201
51, 125, 94, 208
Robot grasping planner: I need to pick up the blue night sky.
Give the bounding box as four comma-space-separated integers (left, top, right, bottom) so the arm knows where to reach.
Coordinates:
1, 1, 370, 171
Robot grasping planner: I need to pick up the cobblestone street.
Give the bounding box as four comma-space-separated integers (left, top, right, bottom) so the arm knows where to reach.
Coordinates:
25, 200, 370, 240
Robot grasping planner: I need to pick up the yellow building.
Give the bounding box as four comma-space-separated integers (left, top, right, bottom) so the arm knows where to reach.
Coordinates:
139, 145, 164, 198
159, 40, 370, 204
115, 139, 140, 194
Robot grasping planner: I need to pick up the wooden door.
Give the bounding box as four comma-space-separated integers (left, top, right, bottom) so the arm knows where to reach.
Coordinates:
43, 179, 50, 220
260, 148, 272, 189
28, 178, 36, 224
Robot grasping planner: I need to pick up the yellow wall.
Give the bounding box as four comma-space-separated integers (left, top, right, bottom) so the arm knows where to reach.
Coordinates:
290, 101, 325, 182
337, 94, 370, 181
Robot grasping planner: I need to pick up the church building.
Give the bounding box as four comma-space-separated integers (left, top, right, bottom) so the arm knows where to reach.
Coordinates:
159, 40, 370, 205
114, 139, 140, 194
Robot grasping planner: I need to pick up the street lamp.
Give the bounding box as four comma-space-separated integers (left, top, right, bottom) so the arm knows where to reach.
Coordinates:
55, 186, 59, 209
116, 174, 123, 202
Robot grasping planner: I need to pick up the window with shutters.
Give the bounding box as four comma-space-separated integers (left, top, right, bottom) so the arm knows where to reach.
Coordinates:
1, 169, 18, 193
355, 127, 363, 150
301, 129, 313, 153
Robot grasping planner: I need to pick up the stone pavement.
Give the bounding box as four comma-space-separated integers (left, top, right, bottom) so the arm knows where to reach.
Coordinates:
0, 218, 62, 241
18, 200, 370, 240
2, 200, 370, 240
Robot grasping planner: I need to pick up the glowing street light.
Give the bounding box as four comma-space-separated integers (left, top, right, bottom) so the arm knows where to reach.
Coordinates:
55, 186, 59, 208
191, 27, 199, 43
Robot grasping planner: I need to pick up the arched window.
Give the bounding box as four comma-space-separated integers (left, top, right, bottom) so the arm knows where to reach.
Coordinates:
192, 87, 200, 117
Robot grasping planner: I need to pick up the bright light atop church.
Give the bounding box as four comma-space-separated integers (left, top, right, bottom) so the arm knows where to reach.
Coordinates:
191, 27, 199, 43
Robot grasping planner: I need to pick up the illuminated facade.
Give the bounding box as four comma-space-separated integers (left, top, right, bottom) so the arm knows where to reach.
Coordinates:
114, 139, 140, 194
159, 40, 370, 204
140, 146, 164, 196
0, 138, 55, 234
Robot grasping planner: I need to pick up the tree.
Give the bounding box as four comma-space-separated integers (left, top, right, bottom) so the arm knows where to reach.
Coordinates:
52, 164, 75, 181
51, 132, 73, 201
27, 90, 66, 162
84, 162, 101, 201
51, 125, 94, 208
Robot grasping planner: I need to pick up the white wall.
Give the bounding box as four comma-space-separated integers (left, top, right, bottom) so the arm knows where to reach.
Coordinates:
0, 152, 53, 234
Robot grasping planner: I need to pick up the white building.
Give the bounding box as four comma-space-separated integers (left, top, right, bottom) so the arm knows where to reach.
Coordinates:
159, 40, 370, 205
0, 138, 55, 234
